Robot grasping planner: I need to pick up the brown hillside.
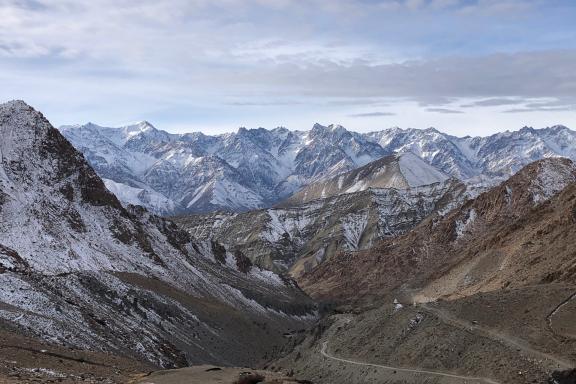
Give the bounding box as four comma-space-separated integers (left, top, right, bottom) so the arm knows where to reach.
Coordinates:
298, 158, 576, 304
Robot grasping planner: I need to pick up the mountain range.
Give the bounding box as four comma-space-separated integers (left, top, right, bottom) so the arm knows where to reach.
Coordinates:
60, 122, 576, 215
175, 177, 482, 275
1, 100, 576, 384
298, 156, 576, 302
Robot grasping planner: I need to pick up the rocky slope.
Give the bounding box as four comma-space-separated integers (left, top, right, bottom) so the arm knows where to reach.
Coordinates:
61, 121, 576, 215
274, 285, 576, 384
0, 101, 316, 372
297, 157, 576, 303
133, 365, 312, 384
175, 177, 483, 276
272, 158, 576, 384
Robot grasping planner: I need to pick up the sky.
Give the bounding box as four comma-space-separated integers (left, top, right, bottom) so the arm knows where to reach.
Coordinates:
0, 0, 575, 136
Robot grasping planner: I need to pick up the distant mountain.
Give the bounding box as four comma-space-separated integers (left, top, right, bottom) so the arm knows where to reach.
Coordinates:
366, 125, 576, 179
0, 101, 315, 368
60, 123, 388, 214
61, 121, 576, 215
283, 152, 450, 205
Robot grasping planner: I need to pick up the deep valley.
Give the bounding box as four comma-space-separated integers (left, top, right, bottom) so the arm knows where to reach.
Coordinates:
0, 101, 575, 384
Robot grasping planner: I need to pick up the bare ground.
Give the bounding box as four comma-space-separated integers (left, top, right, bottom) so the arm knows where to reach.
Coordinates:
0, 326, 154, 383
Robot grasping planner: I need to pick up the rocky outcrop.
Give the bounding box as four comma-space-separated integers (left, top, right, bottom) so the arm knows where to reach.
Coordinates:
175, 178, 481, 276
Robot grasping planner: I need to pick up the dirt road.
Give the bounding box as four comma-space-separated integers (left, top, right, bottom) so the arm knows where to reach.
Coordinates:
320, 341, 501, 384
420, 303, 574, 370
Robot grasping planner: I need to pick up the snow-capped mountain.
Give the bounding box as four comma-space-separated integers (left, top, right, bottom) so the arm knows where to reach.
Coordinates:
0, 101, 314, 367
365, 125, 576, 179
60, 123, 388, 214
284, 152, 450, 205
61, 121, 576, 215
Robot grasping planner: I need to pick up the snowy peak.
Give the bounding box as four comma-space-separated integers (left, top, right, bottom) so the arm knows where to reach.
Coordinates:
61, 119, 576, 215
0, 101, 123, 211
60, 121, 388, 214
397, 152, 450, 187
0, 101, 316, 367
283, 152, 449, 205
0, 100, 52, 146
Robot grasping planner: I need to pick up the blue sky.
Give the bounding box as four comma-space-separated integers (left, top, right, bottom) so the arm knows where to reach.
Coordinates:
0, 0, 575, 135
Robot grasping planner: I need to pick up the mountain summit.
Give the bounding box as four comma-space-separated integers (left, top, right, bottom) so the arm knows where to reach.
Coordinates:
284, 152, 450, 205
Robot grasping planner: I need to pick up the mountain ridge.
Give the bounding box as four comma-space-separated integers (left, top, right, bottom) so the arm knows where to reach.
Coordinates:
282, 152, 451, 205
60, 120, 576, 214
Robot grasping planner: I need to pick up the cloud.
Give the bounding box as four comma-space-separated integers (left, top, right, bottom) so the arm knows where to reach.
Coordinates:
210, 50, 575, 106
461, 98, 525, 107
503, 107, 571, 113
0, 0, 574, 133
503, 105, 576, 113
457, 0, 537, 15
226, 100, 304, 106
426, 108, 464, 114
501, 98, 576, 113
430, 0, 460, 10
349, 111, 396, 117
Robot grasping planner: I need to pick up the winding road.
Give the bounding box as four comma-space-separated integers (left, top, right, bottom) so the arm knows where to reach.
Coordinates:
547, 291, 576, 340
319, 297, 575, 384
420, 303, 574, 370
320, 341, 501, 384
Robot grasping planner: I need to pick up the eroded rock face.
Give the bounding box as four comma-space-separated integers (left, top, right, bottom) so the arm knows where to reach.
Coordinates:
0, 101, 316, 368
175, 178, 480, 276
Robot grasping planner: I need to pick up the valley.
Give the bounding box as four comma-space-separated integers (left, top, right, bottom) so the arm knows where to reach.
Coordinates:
0, 101, 575, 384
277, 284, 576, 384
2, 0, 576, 383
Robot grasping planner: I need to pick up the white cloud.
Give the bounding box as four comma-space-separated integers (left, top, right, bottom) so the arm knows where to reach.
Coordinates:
0, 0, 573, 135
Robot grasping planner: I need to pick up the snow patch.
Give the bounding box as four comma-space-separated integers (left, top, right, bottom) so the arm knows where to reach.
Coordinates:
398, 152, 450, 188
455, 209, 477, 239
